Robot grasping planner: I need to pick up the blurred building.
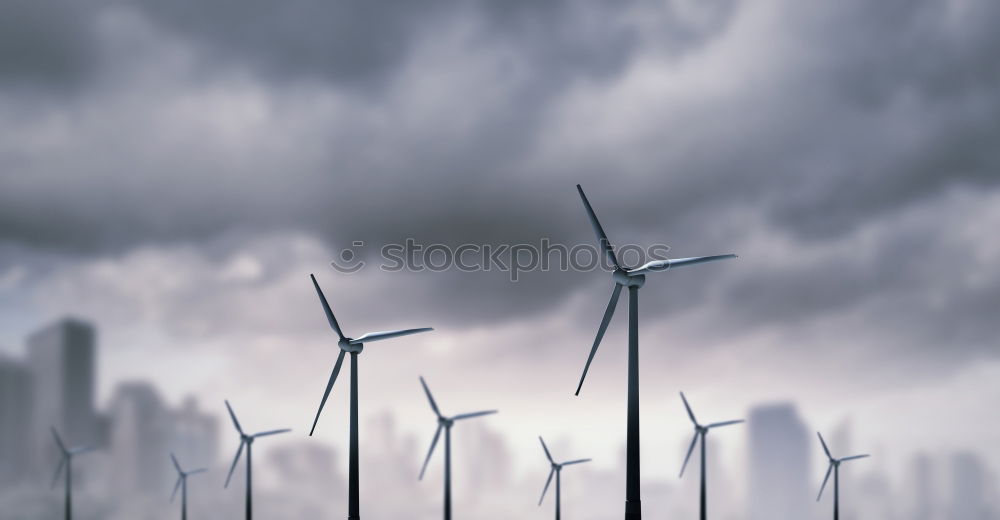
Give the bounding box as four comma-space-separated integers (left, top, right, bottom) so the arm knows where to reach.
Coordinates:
947, 452, 992, 520
0, 353, 34, 486
908, 452, 936, 520
107, 381, 173, 496
746, 402, 812, 520
170, 395, 219, 469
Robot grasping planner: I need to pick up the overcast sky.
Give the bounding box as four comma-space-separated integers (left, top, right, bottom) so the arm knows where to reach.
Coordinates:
1, 0, 999, 517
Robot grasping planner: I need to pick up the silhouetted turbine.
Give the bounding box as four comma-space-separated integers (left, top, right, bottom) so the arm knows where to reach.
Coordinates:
418, 376, 497, 520
223, 400, 291, 520
309, 274, 433, 520
170, 452, 207, 520
677, 392, 744, 520
538, 436, 591, 520
572, 184, 736, 520
816, 431, 869, 520
50, 427, 95, 520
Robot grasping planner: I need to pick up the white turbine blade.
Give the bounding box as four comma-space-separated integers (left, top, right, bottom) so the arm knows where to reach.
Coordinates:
680, 392, 698, 426
419, 376, 441, 417
348, 328, 433, 345
170, 476, 182, 502
310, 350, 346, 436
225, 400, 244, 435
419, 424, 443, 480
817, 432, 832, 459
817, 463, 833, 501
50, 427, 67, 454
679, 432, 699, 478
539, 437, 554, 464
253, 428, 291, 438
629, 254, 738, 275
50, 457, 66, 489
576, 184, 620, 269
187, 468, 208, 475
841, 454, 870, 462
539, 468, 555, 505
170, 453, 182, 474
707, 419, 745, 429
224, 441, 245, 489
452, 410, 497, 421
575, 283, 622, 395
562, 458, 591, 466
310, 274, 346, 340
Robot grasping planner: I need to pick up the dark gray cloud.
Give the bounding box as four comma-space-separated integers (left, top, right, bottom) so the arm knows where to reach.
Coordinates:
0, 0, 100, 91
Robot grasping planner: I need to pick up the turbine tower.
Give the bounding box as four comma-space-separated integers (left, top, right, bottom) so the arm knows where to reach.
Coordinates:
50, 427, 95, 520
677, 392, 744, 520
309, 274, 433, 520
538, 436, 591, 520
170, 452, 207, 520
417, 376, 498, 520
816, 432, 869, 520
572, 184, 736, 520
223, 400, 291, 520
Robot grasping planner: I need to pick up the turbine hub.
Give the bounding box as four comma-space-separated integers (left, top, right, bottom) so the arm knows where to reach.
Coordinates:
439, 417, 454, 427
613, 269, 645, 288
339, 338, 363, 353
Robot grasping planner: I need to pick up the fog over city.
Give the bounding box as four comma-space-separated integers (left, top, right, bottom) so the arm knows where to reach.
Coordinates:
1, 0, 999, 518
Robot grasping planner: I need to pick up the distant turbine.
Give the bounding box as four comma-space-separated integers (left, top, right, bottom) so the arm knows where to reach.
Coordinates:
417, 376, 498, 520
50, 427, 96, 520
572, 184, 737, 520
169, 452, 207, 520
677, 392, 744, 520
816, 432, 869, 520
309, 274, 433, 520
223, 400, 291, 520
537, 436, 591, 520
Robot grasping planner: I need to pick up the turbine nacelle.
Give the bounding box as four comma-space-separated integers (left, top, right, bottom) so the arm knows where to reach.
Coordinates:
337, 338, 364, 353
612, 269, 645, 288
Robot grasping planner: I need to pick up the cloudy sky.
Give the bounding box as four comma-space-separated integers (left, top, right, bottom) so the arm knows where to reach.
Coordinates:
1, 0, 999, 517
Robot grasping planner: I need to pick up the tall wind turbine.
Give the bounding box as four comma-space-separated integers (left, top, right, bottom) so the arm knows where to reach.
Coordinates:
572, 184, 736, 520
50, 427, 95, 520
170, 452, 207, 520
308, 274, 433, 520
816, 432, 869, 520
417, 376, 497, 520
223, 400, 291, 520
538, 436, 591, 520
677, 392, 744, 520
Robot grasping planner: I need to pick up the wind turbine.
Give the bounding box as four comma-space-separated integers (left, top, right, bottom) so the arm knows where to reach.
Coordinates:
50, 427, 95, 520
170, 452, 207, 520
223, 400, 291, 520
816, 432, 869, 520
677, 392, 744, 520
571, 184, 736, 520
417, 376, 498, 520
538, 436, 591, 520
308, 273, 433, 520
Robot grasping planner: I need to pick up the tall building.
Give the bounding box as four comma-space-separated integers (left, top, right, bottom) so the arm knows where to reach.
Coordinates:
908, 452, 936, 520
171, 395, 219, 469
107, 381, 173, 496
27, 318, 99, 473
747, 402, 813, 520
0, 353, 34, 487
947, 452, 991, 520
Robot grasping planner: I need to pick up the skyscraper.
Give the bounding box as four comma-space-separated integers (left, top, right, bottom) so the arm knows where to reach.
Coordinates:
747, 402, 813, 520
0, 353, 34, 487
947, 452, 991, 520
107, 381, 173, 496
171, 395, 219, 468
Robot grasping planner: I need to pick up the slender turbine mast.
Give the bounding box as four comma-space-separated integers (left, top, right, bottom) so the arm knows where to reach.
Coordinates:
50, 427, 95, 520
572, 184, 736, 520
418, 376, 498, 520
309, 274, 433, 520
538, 436, 591, 520
816, 432, 869, 520
170, 452, 207, 520
223, 400, 291, 520
677, 392, 744, 520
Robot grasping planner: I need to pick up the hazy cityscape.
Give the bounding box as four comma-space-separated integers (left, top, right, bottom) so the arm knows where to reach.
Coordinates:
1, 317, 996, 519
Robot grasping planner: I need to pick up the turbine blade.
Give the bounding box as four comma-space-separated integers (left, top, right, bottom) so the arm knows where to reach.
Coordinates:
170, 476, 182, 503
576, 184, 620, 269
50, 427, 67, 454
309, 350, 346, 436
680, 392, 698, 426
539, 468, 555, 505
841, 454, 870, 462
627, 254, 737, 276
707, 419, 745, 429
817, 432, 832, 459
50, 457, 66, 489
452, 410, 497, 421
187, 468, 208, 475
817, 463, 833, 501
253, 428, 291, 438
349, 328, 433, 345
562, 458, 591, 466
69, 446, 96, 455
419, 376, 441, 417
170, 453, 182, 474
310, 274, 345, 340
539, 437, 554, 464
225, 400, 244, 435
419, 424, 443, 480
575, 283, 622, 395
679, 432, 699, 478
224, 441, 245, 489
